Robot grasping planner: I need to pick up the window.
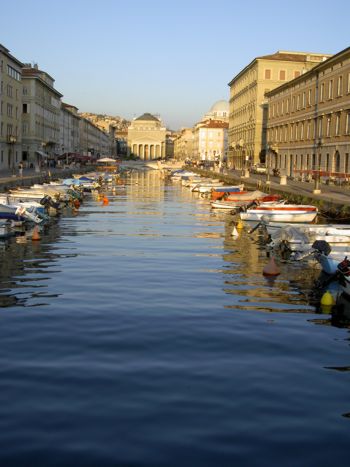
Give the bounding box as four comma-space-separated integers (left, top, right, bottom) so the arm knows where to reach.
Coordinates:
326, 116, 331, 137
286, 98, 290, 113
337, 75, 343, 96
308, 89, 312, 105
320, 83, 324, 101
265, 69, 271, 80
302, 92, 306, 108
328, 80, 333, 99
318, 117, 323, 138
294, 71, 301, 78
279, 70, 286, 80
6, 85, 13, 98
346, 113, 350, 135
347, 72, 350, 93
23, 103, 28, 113
7, 103, 13, 117
7, 65, 21, 81
306, 121, 311, 139
300, 122, 304, 140
296, 94, 300, 110
292, 96, 295, 111
335, 113, 340, 135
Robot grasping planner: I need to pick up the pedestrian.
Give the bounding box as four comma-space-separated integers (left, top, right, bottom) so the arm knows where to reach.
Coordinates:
18, 162, 23, 177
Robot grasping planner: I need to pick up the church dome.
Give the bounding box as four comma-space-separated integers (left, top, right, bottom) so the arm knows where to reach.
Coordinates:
209, 100, 229, 113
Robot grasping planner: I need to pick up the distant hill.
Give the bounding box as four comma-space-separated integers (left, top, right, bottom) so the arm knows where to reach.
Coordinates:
79, 112, 131, 132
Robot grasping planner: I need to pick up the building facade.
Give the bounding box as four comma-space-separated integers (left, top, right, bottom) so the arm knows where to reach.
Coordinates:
227, 51, 331, 170
21, 64, 62, 167
192, 119, 228, 162
0, 44, 23, 171
59, 103, 80, 157
266, 47, 350, 180
79, 117, 110, 158
173, 128, 194, 161
127, 113, 166, 159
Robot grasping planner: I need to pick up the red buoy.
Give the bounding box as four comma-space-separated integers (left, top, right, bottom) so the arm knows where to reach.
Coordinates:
263, 256, 280, 276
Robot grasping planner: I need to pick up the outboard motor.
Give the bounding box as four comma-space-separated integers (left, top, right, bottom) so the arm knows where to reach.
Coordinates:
311, 240, 332, 256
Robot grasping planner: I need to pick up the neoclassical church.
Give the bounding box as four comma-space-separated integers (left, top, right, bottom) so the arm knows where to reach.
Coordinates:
127, 113, 166, 159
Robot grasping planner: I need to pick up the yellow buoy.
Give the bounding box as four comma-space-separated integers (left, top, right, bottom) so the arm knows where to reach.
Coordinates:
236, 219, 244, 230
320, 290, 334, 307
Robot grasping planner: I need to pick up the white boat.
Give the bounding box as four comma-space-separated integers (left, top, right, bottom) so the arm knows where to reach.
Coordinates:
191, 181, 224, 193
240, 203, 318, 223
263, 222, 350, 250
297, 241, 350, 275
211, 194, 281, 210
263, 221, 350, 236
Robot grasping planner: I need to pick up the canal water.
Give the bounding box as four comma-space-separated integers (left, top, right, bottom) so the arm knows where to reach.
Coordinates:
0, 171, 349, 466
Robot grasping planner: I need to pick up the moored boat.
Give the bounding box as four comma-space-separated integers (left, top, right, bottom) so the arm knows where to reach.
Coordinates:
240, 203, 318, 223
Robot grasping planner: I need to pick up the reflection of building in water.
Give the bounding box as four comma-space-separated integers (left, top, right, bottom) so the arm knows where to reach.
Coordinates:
127, 171, 165, 202
0, 220, 74, 308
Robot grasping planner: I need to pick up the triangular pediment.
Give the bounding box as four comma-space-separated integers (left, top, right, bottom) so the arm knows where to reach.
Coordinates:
128, 136, 164, 143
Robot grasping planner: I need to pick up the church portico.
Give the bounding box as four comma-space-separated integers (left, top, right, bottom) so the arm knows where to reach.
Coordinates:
127, 113, 166, 160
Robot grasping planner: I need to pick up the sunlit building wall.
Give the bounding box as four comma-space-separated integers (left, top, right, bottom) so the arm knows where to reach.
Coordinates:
21, 63, 62, 167
228, 51, 332, 169
266, 46, 350, 178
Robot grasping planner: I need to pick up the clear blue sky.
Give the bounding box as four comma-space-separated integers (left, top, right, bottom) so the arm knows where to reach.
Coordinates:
2, 0, 349, 130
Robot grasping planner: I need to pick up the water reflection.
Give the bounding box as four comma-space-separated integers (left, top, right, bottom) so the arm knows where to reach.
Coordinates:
0, 170, 341, 317
0, 216, 77, 308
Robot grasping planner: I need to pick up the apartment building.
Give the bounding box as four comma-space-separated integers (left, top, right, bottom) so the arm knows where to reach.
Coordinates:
192, 119, 228, 162
227, 50, 331, 169
266, 46, 350, 179
0, 44, 23, 171
22, 64, 62, 167
174, 128, 194, 161
59, 103, 81, 157
79, 116, 110, 158
127, 113, 166, 159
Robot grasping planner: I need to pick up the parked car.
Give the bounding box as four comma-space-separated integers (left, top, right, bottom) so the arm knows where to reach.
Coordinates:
252, 163, 267, 174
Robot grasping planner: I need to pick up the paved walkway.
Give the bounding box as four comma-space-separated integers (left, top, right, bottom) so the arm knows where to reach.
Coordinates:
211, 169, 350, 209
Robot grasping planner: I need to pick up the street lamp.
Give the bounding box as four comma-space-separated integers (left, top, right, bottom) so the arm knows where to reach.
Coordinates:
230, 141, 236, 170
7, 135, 17, 174
266, 143, 278, 185
313, 138, 323, 194
238, 139, 245, 176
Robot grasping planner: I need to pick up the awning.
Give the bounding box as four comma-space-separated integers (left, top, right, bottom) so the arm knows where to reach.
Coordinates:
36, 151, 48, 158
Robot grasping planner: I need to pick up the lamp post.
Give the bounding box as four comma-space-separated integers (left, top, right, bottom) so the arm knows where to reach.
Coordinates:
230, 141, 236, 170
266, 143, 278, 185
266, 143, 272, 184
313, 138, 323, 194
7, 135, 17, 175
238, 139, 245, 177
